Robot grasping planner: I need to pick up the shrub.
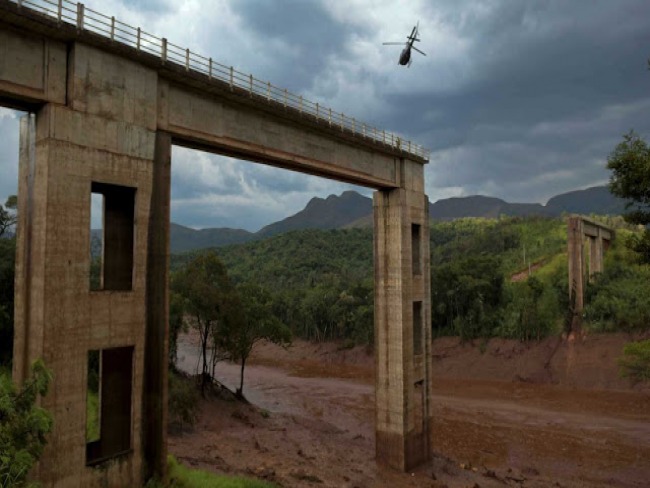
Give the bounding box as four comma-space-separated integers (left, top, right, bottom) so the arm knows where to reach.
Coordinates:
0, 360, 53, 488
497, 276, 561, 341
168, 371, 200, 431
584, 260, 650, 331
619, 340, 650, 383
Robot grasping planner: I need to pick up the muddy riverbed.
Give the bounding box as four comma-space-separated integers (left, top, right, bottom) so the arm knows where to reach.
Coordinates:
170, 333, 650, 487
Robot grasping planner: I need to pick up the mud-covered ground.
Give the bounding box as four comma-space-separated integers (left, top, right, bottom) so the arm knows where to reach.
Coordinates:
170, 333, 650, 487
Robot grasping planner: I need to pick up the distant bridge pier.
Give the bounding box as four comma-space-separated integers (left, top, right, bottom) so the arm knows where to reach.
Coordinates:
567, 216, 613, 332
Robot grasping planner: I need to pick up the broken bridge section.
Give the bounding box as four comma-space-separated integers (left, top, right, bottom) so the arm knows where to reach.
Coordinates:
1, 0, 433, 485
567, 215, 614, 331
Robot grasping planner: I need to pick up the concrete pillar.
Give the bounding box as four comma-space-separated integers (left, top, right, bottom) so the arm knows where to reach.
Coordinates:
143, 132, 172, 481
10, 41, 162, 486
12, 103, 156, 487
567, 217, 584, 328
13, 112, 38, 384
373, 159, 432, 471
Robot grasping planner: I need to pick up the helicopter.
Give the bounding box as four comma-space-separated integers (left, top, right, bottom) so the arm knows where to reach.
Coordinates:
383, 22, 426, 67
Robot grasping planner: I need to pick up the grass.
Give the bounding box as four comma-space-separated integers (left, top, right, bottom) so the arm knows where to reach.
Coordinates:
619, 340, 650, 383
86, 389, 100, 442
166, 456, 278, 488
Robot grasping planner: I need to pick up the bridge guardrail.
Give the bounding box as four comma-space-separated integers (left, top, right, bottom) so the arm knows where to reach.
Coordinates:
10, 0, 430, 161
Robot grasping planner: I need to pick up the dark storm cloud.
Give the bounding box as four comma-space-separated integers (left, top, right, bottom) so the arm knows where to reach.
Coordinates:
229, 0, 366, 91
375, 0, 650, 203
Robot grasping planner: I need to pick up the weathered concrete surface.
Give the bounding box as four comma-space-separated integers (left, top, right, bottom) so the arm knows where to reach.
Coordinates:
2, 4, 432, 485
0, 27, 66, 107
567, 216, 614, 331
12, 40, 158, 486
374, 162, 432, 471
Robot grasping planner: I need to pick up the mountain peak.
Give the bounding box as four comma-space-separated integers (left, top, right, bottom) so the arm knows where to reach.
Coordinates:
168, 186, 627, 253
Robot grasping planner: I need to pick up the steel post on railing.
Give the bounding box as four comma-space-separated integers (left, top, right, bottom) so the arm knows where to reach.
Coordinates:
383, 130, 386, 144
161, 38, 167, 63
136, 28, 141, 51
57, 0, 62, 23
76, 2, 84, 31
316, 103, 319, 119
299, 96, 303, 114
352, 118, 356, 134
249, 74, 253, 96
185, 48, 190, 71
283, 89, 287, 108
267, 81, 271, 101
229, 67, 234, 90
208, 58, 213, 80
362, 123, 366, 137
328, 108, 332, 127
340, 114, 344, 131
408, 141, 412, 153
110, 16, 115, 41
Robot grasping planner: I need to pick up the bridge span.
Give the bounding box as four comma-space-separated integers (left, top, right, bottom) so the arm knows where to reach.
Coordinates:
1, 0, 433, 485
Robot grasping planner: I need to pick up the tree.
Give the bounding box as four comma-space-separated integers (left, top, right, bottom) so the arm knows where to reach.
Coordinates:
0, 195, 17, 239
0, 195, 17, 367
607, 131, 650, 263
225, 283, 291, 399
168, 290, 186, 370
172, 252, 237, 394
0, 359, 53, 487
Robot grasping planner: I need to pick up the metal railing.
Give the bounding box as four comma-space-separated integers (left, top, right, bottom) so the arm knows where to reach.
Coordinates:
10, 0, 430, 160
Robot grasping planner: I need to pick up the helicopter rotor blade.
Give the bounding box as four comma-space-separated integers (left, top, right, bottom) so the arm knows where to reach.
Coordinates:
383, 42, 405, 46
412, 46, 427, 56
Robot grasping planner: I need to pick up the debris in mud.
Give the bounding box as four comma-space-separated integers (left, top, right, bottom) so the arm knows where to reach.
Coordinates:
521, 466, 539, 476
246, 465, 276, 480
290, 468, 323, 483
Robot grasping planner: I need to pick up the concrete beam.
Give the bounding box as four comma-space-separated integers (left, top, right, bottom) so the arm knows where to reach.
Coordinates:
159, 80, 400, 188
0, 26, 66, 106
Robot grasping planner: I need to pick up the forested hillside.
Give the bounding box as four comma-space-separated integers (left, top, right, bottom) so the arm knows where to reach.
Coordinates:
171, 214, 649, 347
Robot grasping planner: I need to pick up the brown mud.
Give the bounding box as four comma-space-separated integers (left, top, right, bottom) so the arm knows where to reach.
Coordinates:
170, 332, 650, 487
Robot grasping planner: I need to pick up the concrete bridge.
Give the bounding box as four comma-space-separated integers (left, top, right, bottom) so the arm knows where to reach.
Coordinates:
1, 0, 433, 485
567, 216, 614, 330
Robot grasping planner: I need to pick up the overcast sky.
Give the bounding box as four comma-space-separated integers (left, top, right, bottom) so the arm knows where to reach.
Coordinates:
1, 0, 649, 231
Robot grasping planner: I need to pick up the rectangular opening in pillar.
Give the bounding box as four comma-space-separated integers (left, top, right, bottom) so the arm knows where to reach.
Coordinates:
413, 301, 423, 356
89, 182, 136, 291
411, 223, 421, 275
86, 346, 134, 466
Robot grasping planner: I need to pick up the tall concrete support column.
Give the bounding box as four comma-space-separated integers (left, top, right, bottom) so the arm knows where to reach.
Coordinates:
567, 217, 585, 321
143, 132, 172, 481
12, 41, 159, 487
373, 160, 432, 471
